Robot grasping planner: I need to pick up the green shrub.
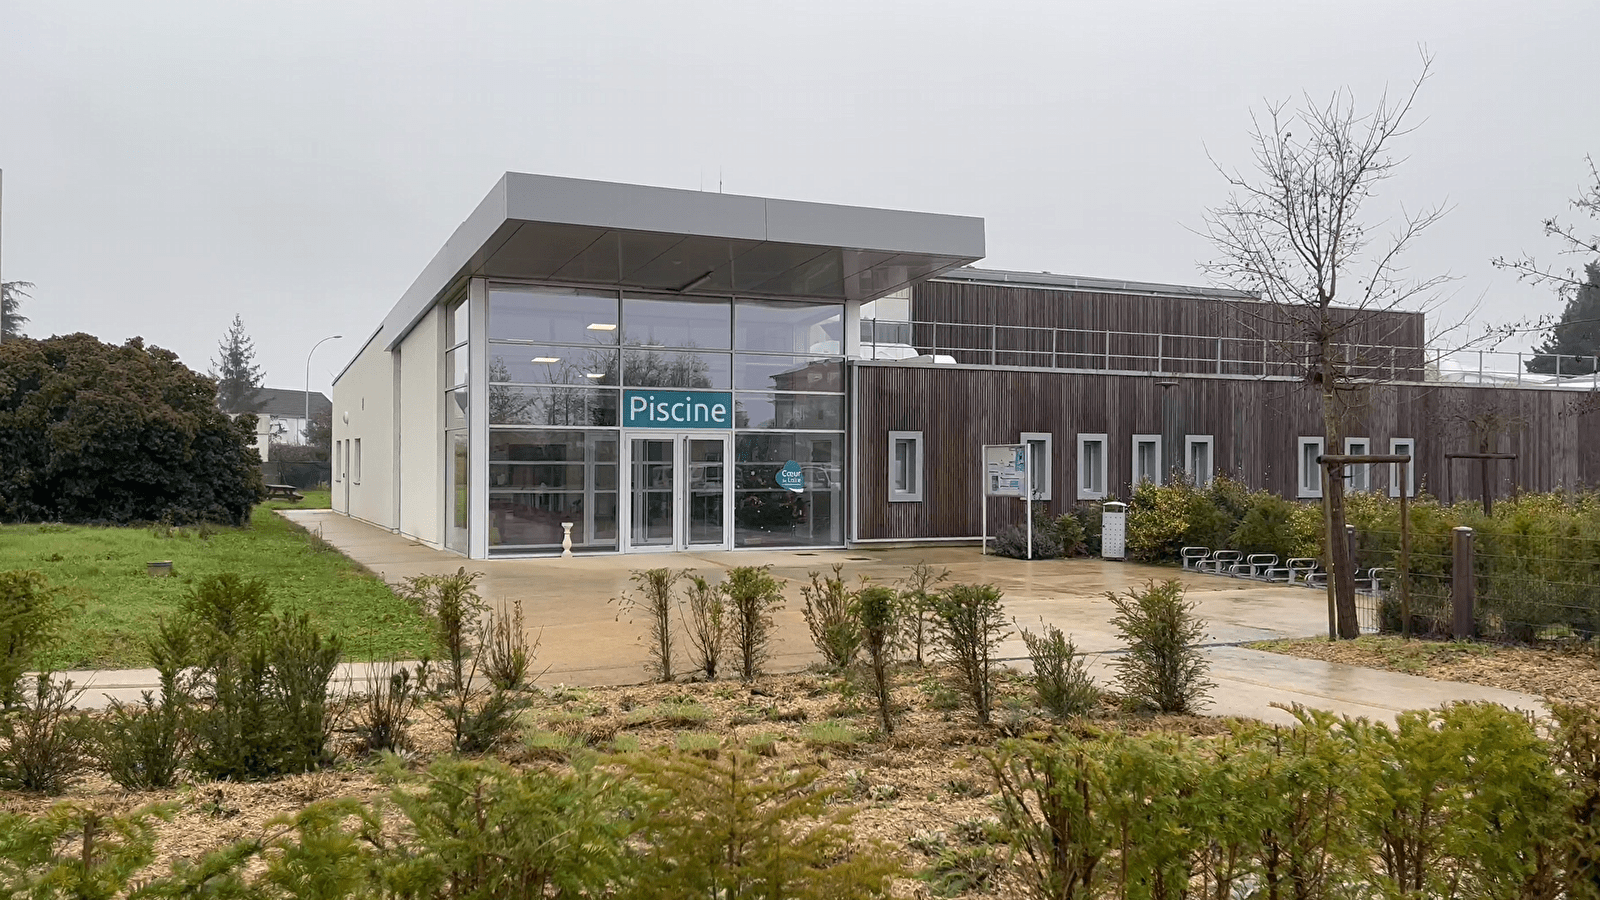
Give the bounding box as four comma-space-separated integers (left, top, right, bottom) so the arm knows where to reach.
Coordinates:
628, 750, 901, 899
353, 660, 429, 755
1230, 492, 1305, 562
0, 673, 89, 794
483, 597, 535, 691
1019, 621, 1099, 718
0, 802, 170, 898
800, 564, 861, 670
682, 574, 729, 680
801, 719, 862, 750
1126, 475, 1252, 563
928, 583, 1010, 725
993, 519, 1064, 559
0, 569, 68, 708
616, 568, 685, 682
1108, 579, 1213, 713
895, 562, 950, 666
95, 619, 196, 790
724, 565, 784, 680
856, 584, 898, 735
1053, 513, 1088, 557
398, 566, 486, 690
1072, 503, 1104, 556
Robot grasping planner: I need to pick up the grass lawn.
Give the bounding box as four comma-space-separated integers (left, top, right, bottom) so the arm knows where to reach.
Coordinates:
0, 501, 433, 669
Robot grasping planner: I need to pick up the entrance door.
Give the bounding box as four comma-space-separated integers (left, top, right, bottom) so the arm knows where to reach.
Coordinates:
625, 433, 732, 552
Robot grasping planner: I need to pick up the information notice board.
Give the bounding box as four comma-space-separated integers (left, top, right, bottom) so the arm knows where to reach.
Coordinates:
981, 443, 1032, 558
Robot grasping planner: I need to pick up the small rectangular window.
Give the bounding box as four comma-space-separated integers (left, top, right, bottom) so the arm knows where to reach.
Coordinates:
1020, 432, 1053, 500
1298, 437, 1325, 499
1077, 433, 1107, 500
1344, 437, 1371, 492
334, 440, 342, 481
353, 438, 362, 485
1185, 435, 1214, 487
1132, 434, 1162, 487
1390, 438, 1416, 498
889, 431, 923, 502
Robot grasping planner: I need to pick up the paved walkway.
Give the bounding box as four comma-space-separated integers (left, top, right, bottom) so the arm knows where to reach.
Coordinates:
58, 509, 1545, 726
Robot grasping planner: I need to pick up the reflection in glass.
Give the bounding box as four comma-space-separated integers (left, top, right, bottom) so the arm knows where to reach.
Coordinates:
630, 438, 675, 547
733, 355, 843, 392
733, 393, 843, 430
735, 300, 843, 354
487, 386, 618, 426
489, 287, 619, 345
447, 347, 468, 389
488, 430, 618, 554
687, 438, 726, 545
623, 348, 730, 389
622, 295, 731, 349
733, 432, 843, 548
446, 389, 468, 429
446, 431, 469, 553
488, 343, 619, 385
448, 298, 468, 348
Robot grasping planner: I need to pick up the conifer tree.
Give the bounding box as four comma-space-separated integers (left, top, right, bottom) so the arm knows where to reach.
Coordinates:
211, 314, 265, 414
1, 281, 32, 339
1527, 263, 1600, 375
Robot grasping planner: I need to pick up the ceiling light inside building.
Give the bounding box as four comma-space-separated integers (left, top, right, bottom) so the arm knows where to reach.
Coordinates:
587, 323, 617, 331
532, 357, 560, 363
584, 373, 606, 379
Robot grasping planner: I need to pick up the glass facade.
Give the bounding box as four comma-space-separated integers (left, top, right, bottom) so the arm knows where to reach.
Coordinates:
444, 294, 469, 553
482, 285, 846, 555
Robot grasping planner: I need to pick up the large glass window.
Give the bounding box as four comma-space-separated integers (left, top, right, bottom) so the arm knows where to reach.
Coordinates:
488, 386, 619, 427
488, 430, 618, 554
488, 343, 618, 386
734, 355, 843, 392
489, 287, 619, 344
734, 393, 843, 430
736, 300, 844, 354
622, 295, 731, 349
446, 431, 468, 553
623, 348, 730, 389
734, 432, 843, 547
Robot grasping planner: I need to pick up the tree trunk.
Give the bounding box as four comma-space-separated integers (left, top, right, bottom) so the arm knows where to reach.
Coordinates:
1321, 365, 1360, 640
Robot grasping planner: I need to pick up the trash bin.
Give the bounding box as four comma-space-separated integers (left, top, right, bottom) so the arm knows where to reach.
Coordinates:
1101, 501, 1127, 560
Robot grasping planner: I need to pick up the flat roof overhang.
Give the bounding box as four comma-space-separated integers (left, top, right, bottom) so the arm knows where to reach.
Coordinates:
380, 173, 985, 350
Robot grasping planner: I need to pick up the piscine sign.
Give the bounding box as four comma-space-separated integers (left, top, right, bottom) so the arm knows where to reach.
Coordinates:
622, 389, 733, 429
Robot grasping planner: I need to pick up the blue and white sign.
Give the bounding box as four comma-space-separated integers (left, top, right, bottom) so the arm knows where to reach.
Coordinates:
622, 390, 733, 429
775, 460, 805, 493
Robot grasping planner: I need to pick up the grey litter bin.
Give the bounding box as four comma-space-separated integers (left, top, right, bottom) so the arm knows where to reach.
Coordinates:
1101, 501, 1127, 560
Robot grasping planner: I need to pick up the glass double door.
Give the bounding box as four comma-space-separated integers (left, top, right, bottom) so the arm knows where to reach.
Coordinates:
624, 433, 732, 552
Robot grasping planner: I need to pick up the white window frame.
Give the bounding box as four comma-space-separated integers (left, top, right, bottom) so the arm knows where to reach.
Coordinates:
353, 437, 362, 485
1185, 435, 1215, 487
1131, 434, 1162, 487
1077, 433, 1108, 500
334, 440, 342, 481
1297, 437, 1325, 499
1390, 438, 1416, 498
1020, 432, 1053, 501
1344, 437, 1370, 492
888, 431, 923, 502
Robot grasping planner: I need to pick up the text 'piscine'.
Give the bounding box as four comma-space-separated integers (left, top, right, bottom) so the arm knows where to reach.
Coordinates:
622, 390, 733, 428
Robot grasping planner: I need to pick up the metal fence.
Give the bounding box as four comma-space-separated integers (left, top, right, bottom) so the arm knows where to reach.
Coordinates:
1356, 528, 1600, 644
861, 318, 1600, 390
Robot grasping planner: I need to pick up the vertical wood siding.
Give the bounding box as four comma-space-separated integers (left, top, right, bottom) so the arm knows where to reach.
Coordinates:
854, 363, 1600, 541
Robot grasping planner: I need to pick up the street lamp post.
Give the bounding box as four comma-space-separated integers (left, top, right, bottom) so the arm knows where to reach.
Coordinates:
305, 335, 343, 444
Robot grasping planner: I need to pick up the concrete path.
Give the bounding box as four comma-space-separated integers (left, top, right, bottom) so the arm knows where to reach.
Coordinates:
59, 509, 1547, 726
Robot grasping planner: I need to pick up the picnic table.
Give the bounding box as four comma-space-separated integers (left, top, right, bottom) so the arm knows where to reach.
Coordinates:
265, 484, 304, 502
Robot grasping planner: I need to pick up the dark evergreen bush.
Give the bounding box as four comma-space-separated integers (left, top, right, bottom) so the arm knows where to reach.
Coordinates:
0, 569, 68, 708
0, 333, 265, 524
1108, 579, 1213, 713
0, 674, 89, 794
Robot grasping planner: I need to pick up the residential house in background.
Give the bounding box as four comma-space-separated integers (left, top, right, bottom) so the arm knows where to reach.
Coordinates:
245, 387, 331, 460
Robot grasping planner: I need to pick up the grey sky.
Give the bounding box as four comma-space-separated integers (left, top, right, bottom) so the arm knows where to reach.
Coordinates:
2, 1, 1594, 396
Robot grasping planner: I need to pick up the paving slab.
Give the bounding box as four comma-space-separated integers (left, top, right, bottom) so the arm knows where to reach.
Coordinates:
63, 509, 1547, 724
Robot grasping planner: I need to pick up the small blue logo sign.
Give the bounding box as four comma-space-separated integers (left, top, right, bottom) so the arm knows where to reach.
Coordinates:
775, 460, 805, 493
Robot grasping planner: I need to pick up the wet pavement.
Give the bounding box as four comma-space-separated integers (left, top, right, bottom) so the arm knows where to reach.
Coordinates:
58, 509, 1545, 725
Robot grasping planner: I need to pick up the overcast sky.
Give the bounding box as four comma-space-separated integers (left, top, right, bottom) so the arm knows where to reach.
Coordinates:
2, 1, 1595, 396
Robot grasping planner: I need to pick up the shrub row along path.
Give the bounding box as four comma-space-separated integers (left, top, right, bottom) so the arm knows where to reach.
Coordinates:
64, 508, 1543, 725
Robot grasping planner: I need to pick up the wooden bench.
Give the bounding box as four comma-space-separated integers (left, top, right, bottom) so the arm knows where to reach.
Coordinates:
265, 484, 304, 502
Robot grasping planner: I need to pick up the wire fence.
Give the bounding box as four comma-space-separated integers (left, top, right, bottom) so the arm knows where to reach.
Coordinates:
1355, 529, 1600, 644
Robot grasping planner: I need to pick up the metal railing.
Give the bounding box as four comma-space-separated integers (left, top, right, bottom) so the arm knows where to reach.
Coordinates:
860, 319, 1600, 389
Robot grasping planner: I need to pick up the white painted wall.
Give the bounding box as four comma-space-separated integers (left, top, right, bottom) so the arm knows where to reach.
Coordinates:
398, 306, 443, 547
331, 328, 396, 530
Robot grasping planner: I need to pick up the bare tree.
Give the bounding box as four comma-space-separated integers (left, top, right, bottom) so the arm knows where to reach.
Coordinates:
1494, 156, 1600, 300
1201, 56, 1450, 639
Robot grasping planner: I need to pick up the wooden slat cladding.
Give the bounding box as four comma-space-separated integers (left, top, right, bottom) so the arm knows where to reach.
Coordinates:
854, 363, 1600, 541
910, 280, 1427, 379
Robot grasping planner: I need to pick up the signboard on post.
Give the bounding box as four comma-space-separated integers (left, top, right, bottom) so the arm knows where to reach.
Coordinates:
981, 443, 1031, 558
